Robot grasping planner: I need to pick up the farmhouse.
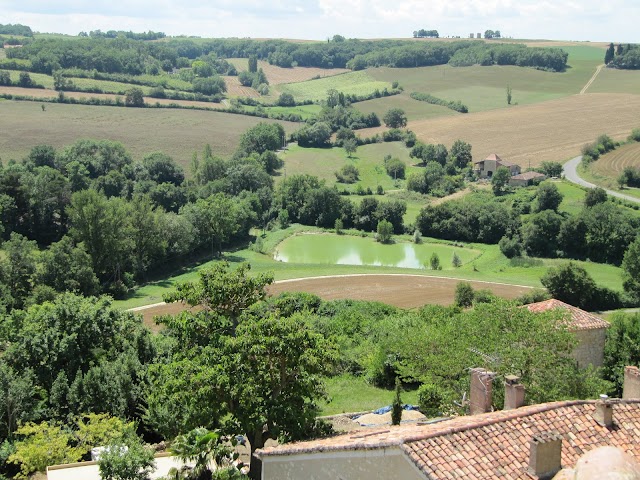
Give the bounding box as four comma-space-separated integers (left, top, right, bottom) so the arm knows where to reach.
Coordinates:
509, 171, 547, 187
257, 367, 640, 480
474, 153, 521, 179
525, 299, 610, 368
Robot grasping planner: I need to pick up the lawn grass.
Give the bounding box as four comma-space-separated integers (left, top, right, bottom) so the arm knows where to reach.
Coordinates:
0, 100, 300, 167
321, 374, 419, 415
114, 224, 625, 310
578, 162, 640, 202
279, 142, 420, 192
556, 180, 587, 215
277, 71, 393, 102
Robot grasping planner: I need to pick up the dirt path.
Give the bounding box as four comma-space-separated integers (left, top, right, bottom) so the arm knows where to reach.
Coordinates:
580, 64, 604, 94
132, 274, 534, 330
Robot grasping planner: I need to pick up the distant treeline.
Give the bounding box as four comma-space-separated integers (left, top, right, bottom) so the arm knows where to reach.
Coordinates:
0, 23, 33, 37
78, 29, 166, 41
5, 36, 570, 76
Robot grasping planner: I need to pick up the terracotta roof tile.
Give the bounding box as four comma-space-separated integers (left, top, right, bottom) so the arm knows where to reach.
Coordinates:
258, 400, 640, 479
511, 171, 547, 181
524, 299, 610, 331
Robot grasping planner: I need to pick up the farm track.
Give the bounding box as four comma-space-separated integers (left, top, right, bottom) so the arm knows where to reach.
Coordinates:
406, 93, 640, 168
131, 274, 533, 331
580, 64, 604, 94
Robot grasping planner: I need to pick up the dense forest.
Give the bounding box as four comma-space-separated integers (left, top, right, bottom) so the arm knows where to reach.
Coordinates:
1, 35, 570, 75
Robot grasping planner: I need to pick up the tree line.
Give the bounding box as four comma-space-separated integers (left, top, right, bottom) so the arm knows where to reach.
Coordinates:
4, 35, 569, 76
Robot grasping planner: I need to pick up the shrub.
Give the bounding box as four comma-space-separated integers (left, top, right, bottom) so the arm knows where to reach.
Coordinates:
335, 164, 359, 184
452, 252, 462, 267
454, 282, 474, 307
499, 236, 523, 258
429, 253, 441, 270
391, 379, 403, 426
629, 129, 640, 142
417, 383, 446, 417
377, 220, 393, 244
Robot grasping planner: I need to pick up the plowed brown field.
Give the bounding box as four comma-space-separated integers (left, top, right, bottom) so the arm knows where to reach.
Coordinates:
407, 93, 640, 168
135, 274, 533, 331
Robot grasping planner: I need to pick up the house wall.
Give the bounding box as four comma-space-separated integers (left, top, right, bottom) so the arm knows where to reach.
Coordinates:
573, 328, 607, 368
261, 447, 426, 480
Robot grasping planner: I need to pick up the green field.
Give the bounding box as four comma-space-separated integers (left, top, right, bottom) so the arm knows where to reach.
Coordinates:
355, 94, 457, 122
587, 67, 640, 94
115, 224, 625, 310
243, 103, 322, 120
279, 142, 420, 192
0, 100, 299, 166
360, 45, 605, 118
277, 71, 392, 102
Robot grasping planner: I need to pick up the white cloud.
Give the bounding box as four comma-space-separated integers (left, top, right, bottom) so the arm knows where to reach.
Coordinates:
0, 0, 636, 41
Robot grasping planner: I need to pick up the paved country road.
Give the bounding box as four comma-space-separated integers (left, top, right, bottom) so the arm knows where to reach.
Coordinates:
562, 155, 640, 204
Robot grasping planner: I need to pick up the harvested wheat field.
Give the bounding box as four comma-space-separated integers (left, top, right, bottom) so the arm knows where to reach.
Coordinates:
592, 142, 640, 178
134, 274, 533, 331
408, 93, 640, 168
227, 58, 349, 85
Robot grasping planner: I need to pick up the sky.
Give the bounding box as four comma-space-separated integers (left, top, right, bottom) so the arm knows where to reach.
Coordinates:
0, 0, 637, 43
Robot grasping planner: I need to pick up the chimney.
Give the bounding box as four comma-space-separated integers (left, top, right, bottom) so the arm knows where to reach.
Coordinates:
504, 375, 525, 410
623, 366, 640, 399
469, 368, 496, 415
528, 432, 563, 479
593, 395, 613, 428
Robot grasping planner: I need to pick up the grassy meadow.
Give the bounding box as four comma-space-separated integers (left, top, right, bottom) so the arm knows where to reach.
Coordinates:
279, 141, 420, 192
277, 71, 393, 102
357, 45, 605, 121
0, 100, 299, 166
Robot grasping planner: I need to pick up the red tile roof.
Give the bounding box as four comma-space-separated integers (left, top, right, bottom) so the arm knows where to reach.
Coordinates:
525, 299, 610, 331
511, 171, 547, 181
474, 153, 517, 168
258, 400, 640, 479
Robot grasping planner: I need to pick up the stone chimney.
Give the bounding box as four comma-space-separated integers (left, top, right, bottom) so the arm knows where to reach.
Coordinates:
528, 432, 563, 479
504, 375, 525, 410
593, 395, 613, 428
469, 368, 496, 415
623, 366, 640, 399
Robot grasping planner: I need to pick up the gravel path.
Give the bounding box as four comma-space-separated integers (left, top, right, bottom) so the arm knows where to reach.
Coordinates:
562, 155, 640, 204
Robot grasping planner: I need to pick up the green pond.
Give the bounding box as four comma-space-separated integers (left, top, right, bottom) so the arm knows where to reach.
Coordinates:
274, 234, 481, 269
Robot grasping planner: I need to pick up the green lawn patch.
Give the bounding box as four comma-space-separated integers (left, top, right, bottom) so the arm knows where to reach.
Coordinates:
321, 374, 419, 416
278, 71, 392, 102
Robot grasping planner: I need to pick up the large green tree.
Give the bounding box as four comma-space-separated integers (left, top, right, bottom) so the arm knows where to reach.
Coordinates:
383, 108, 407, 128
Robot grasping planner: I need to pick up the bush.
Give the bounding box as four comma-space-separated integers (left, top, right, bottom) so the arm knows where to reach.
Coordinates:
629, 129, 640, 142
454, 282, 474, 307
417, 383, 446, 417
377, 220, 393, 244
429, 253, 441, 270
499, 236, 523, 258
335, 164, 359, 183
391, 379, 403, 425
